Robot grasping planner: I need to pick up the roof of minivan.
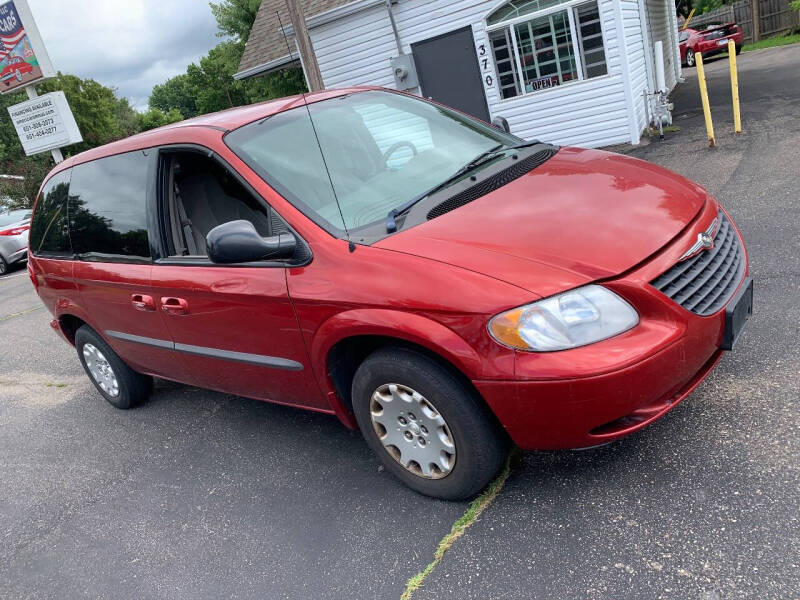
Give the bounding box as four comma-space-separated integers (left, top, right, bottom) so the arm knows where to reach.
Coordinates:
52, 86, 375, 173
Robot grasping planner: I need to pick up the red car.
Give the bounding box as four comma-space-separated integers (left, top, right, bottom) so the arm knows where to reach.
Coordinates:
0, 56, 33, 85
679, 23, 744, 67
28, 88, 752, 500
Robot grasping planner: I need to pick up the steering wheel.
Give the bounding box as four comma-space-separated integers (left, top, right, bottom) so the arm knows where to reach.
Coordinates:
382, 140, 418, 167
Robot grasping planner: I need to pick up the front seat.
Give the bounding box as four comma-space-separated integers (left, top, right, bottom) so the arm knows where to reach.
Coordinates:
179, 174, 271, 254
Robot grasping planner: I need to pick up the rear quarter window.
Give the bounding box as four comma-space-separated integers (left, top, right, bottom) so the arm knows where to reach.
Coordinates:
29, 169, 72, 257
68, 150, 151, 260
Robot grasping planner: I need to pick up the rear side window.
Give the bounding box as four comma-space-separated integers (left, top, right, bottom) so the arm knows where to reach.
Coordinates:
68, 151, 151, 260
29, 170, 72, 257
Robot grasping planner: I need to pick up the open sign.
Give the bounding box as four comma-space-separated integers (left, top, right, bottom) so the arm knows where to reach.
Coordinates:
527, 75, 561, 92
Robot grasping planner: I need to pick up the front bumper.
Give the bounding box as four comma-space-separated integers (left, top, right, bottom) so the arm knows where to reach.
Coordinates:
475, 201, 748, 450
475, 340, 723, 450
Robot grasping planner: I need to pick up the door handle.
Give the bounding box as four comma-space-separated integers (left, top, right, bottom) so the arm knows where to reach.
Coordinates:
160, 297, 189, 315
131, 293, 156, 312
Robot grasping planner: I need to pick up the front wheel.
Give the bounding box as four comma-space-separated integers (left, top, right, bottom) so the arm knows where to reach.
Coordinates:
735, 44, 742, 55
686, 49, 696, 67
75, 325, 152, 409
352, 347, 508, 500
0, 256, 7, 276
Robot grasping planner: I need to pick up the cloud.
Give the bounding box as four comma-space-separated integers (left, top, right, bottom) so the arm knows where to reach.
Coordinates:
28, 0, 220, 109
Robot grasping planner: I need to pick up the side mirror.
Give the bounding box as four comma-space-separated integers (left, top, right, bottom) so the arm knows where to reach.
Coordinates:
491, 116, 510, 134
206, 220, 297, 264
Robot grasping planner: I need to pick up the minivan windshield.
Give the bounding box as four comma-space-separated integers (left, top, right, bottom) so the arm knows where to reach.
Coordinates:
225, 90, 521, 236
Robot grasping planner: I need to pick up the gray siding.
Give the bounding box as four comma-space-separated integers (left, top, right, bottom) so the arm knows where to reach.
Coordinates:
620, 0, 649, 136
645, 0, 680, 91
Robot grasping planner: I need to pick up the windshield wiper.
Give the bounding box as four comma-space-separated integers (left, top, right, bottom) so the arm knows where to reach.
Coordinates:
385, 144, 504, 233
505, 139, 541, 151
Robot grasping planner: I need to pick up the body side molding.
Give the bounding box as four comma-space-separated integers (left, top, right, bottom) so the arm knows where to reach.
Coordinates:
105, 330, 303, 370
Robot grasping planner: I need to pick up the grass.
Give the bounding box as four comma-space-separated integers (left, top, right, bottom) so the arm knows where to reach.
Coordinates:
645, 125, 681, 138
742, 32, 800, 53
400, 454, 515, 600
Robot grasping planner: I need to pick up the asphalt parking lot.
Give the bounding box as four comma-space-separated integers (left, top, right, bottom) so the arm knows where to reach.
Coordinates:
1, 45, 798, 600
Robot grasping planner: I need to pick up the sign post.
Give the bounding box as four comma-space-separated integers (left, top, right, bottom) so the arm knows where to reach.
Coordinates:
0, 0, 80, 163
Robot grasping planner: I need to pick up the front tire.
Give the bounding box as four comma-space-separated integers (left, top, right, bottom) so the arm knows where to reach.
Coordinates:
352, 347, 508, 500
0, 256, 7, 276
75, 325, 152, 409
735, 44, 742, 55
686, 49, 696, 67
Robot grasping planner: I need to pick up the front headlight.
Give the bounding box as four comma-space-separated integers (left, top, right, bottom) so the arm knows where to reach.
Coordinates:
488, 285, 639, 352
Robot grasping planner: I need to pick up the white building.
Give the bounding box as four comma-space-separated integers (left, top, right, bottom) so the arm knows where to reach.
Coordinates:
236, 0, 681, 148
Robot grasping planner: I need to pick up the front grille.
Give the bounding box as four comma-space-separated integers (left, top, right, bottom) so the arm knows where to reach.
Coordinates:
651, 211, 745, 316
426, 147, 558, 220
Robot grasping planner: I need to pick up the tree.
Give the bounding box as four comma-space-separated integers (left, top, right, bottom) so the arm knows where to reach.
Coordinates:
148, 41, 307, 118
0, 156, 51, 211
38, 74, 132, 152
0, 73, 141, 208
150, 74, 199, 119
675, 0, 736, 16
136, 107, 184, 131
188, 40, 247, 113
210, 0, 262, 42
115, 97, 140, 138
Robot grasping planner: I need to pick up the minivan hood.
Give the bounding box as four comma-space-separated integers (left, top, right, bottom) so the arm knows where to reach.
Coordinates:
376, 147, 708, 297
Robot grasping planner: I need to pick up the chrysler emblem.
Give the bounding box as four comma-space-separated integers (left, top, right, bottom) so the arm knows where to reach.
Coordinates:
678, 218, 717, 261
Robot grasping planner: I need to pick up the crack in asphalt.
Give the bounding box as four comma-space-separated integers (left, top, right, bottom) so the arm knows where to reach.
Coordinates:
401, 454, 515, 599
0, 305, 42, 323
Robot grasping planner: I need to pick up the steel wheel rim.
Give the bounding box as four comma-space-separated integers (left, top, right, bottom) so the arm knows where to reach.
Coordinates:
369, 383, 456, 479
687, 50, 694, 66
83, 343, 120, 397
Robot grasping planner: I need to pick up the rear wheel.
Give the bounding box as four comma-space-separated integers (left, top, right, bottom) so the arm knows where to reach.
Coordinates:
75, 325, 152, 409
686, 49, 696, 67
352, 347, 508, 500
0, 256, 7, 276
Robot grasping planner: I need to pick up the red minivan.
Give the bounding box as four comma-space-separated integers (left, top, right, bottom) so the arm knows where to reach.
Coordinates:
28, 88, 752, 500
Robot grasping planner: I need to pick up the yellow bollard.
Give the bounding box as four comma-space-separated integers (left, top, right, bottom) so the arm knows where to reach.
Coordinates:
728, 39, 742, 133
682, 8, 696, 30
695, 53, 716, 147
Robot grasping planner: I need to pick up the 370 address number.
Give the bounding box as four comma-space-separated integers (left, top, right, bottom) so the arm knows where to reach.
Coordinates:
477, 43, 494, 88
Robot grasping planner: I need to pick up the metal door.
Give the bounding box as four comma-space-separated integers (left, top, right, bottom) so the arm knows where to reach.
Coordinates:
411, 26, 491, 122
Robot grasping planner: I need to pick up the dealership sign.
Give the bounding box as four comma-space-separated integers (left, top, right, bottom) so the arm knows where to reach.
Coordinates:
7, 91, 82, 155
0, 0, 55, 94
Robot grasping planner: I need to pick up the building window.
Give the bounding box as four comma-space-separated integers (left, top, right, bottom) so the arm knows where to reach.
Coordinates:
487, 0, 608, 99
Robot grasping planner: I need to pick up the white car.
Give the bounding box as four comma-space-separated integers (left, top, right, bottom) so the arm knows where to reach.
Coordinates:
0, 209, 31, 275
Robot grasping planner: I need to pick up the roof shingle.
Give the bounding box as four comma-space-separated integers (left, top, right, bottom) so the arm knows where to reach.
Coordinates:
237, 0, 353, 78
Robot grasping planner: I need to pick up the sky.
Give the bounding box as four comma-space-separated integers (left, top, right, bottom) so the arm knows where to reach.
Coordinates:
28, 0, 221, 110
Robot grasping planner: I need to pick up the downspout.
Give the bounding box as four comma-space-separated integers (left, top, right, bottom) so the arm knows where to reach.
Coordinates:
385, 0, 403, 54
